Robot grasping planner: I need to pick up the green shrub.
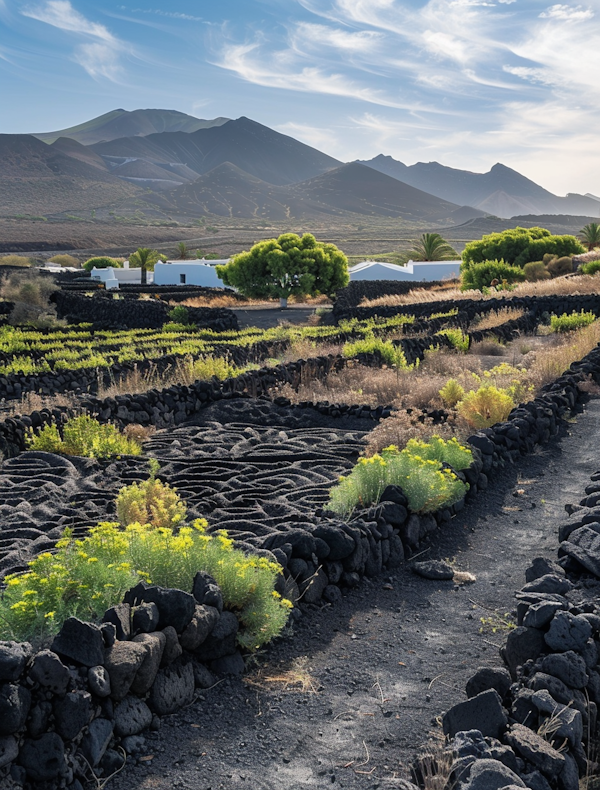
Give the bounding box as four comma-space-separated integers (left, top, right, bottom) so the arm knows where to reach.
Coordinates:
462, 227, 584, 268
116, 460, 187, 529
550, 310, 596, 333
0, 519, 291, 649
546, 256, 573, 277
168, 305, 189, 324
461, 260, 526, 291
439, 379, 466, 407
342, 335, 412, 369
82, 257, 122, 273
436, 328, 469, 353
580, 259, 600, 275
523, 261, 550, 282
327, 441, 469, 517
404, 435, 473, 470
457, 385, 514, 428
26, 415, 142, 458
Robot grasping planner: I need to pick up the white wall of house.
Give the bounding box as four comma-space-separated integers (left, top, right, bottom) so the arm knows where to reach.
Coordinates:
153, 261, 229, 287
90, 264, 153, 289
349, 260, 461, 282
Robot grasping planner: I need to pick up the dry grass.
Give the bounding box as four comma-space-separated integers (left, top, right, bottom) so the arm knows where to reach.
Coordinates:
470, 307, 525, 330
179, 294, 259, 308
122, 423, 156, 443
413, 746, 455, 790
245, 656, 318, 694
365, 410, 469, 456
0, 390, 80, 418
362, 273, 600, 308
526, 320, 600, 389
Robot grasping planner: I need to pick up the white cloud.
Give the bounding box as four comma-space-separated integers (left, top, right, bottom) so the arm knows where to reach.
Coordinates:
292, 22, 383, 53
539, 4, 594, 20
21, 1, 126, 81
118, 6, 204, 23
276, 121, 340, 154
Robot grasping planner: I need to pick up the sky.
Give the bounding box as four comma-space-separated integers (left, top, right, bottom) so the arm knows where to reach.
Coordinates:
1, 0, 599, 195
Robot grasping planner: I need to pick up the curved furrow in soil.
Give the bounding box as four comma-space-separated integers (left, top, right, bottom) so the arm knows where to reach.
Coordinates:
104, 400, 600, 790
0, 401, 368, 579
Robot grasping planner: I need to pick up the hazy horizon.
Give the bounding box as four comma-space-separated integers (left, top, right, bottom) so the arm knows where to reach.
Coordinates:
1, 0, 598, 197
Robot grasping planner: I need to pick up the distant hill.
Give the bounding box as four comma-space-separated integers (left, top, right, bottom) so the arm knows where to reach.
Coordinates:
148, 161, 474, 223
0, 134, 141, 217
359, 155, 600, 218
33, 109, 229, 145
90, 117, 342, 186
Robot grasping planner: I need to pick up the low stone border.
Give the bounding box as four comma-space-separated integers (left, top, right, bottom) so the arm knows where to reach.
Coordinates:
436, 441, 600, 790
333, 292, 600, 325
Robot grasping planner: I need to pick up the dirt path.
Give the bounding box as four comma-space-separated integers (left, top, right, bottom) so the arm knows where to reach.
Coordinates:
109, 400, 600, 790
231, 305, 320, 329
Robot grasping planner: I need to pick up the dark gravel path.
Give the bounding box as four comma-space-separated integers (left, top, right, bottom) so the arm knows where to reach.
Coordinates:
107, 400, 600, 790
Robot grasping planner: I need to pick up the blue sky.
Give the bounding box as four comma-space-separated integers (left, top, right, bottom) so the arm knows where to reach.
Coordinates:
1, 0, 598, 195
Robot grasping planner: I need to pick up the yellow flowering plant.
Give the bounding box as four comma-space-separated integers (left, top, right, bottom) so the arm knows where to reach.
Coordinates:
328, 438, 470, 517
0, 484, 291, 650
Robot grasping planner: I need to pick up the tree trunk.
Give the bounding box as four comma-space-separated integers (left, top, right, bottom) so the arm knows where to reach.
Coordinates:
141, 265, 147, 285
279, 297, 288, 308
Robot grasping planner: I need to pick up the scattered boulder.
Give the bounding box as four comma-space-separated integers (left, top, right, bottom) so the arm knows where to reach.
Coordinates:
460, 758, 525, 790
541, 651, 588, 689
412, 559, 454, 580
502, 627, 545, 678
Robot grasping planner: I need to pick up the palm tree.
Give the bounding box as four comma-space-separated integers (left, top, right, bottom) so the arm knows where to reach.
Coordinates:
406, 233, 458, 261
129, 247, 160, 285
176, 242, 189, 260
579, 222, 600, 251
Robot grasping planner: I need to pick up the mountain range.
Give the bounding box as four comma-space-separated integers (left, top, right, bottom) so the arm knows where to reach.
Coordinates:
358, 155, 599, 218
0, 108, 597, 224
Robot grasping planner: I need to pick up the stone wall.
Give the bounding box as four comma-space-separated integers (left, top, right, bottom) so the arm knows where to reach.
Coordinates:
50, 292, 238, 332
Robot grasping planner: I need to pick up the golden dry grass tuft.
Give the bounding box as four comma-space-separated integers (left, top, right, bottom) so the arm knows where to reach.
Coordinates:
470, 307, 525, 330
245, 657, 318, 694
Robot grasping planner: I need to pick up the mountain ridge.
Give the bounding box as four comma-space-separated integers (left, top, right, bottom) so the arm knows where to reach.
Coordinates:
359, 155, 600, 219
33, 109, 230, 146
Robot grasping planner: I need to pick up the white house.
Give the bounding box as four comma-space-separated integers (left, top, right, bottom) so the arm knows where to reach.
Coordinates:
90, 261, 153, 289
349, 260, 461, 282
153, 260, 229, 287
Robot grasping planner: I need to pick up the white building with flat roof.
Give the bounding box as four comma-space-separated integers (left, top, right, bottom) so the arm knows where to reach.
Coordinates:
153, 260, 229, 287
90, 261, 153, 289
348, 260, 461, 282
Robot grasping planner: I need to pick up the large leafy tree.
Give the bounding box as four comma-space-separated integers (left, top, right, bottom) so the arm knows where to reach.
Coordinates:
579, 222, 600, 251
406, 233, 458, 261
462, 227, 584, 269
128, 248, 162, 285
216, 233, 349, 307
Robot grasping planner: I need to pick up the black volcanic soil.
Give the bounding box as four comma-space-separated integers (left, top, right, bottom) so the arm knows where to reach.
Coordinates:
1, 394, 598, 789
107, 400, 600, 790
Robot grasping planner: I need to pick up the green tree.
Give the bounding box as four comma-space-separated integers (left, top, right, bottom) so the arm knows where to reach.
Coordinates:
128, 248, 161, 285
406, 233, 458, 261
462, 227, 584, 269
216, 233, 349, 307
176, 242, 189, 259
579, 222, 600, 251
